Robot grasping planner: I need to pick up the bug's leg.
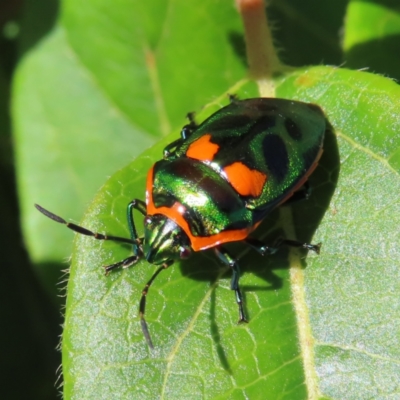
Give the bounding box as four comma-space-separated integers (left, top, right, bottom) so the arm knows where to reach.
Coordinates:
139, 260, 173, 349
163, 112, 198, 158
274, 238, 321, 254
228, 93, 239, 103
184, 111, 197, 136
127, 199, 146, 256
163, 138, 184, 158
283, 181, 312, 205
214, 247, 247, 323
244, 237, 279, 256
104, 198, 147, 274
245, 236, 321, 255
104, 253, 141, 275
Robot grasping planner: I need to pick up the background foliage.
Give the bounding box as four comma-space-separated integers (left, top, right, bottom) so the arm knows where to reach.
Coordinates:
3, 0, 400, 399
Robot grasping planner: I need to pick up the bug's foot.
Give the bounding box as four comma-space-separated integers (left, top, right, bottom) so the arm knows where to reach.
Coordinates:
305, 242, 322, 254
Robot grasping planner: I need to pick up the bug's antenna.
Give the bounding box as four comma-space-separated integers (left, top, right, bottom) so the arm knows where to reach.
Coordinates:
139, 261, 173, 349
35, 204, 136, 245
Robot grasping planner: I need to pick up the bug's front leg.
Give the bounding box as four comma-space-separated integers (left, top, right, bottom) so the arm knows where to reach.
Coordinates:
163, 112, 197, 158
214, 246, 247, 323
139, 260, 173, 349
103, 199, 148, 275
104, 198, 149, 275
127, 199, 147, 256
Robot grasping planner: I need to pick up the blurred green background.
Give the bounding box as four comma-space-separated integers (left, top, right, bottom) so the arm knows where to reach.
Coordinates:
4, 0, 400, 398
1, 1, 61, 399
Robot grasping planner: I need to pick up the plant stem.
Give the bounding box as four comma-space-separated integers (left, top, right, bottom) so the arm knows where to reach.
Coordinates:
236, 0, 281, 96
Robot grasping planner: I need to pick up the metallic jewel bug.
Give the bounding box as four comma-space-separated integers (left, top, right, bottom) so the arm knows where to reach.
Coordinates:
36, 97, 325, 348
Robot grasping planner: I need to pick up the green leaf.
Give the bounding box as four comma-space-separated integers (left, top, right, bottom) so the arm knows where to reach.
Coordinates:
64, 66, 400, 398
343, 0, 400, 80
62, 0, 247, 135
277, 66, 400, 399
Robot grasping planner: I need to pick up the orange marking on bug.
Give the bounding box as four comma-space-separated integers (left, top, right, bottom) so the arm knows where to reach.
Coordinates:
146, 165, 257, 251
148, 201, 257, 251
186, 134, 219, 161
223, 162, 267, 197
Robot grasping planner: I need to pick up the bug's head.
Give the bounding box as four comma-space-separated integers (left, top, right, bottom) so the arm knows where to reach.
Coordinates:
143, 214, 192, 264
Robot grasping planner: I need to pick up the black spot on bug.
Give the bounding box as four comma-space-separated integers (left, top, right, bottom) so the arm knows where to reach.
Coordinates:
184, 208, 208, 236
248, 115, 276, 136
200, 175, 243, 214
262, 134, 289, 183
182, 173, 245, 236
285, 117, 302, 141
153, 193, 176, 208
205, 114, 252, 132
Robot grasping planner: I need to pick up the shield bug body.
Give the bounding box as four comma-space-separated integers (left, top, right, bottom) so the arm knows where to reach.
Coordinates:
36, 97, 325, 348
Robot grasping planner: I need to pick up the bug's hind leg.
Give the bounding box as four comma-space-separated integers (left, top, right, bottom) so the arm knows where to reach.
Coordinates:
245, 236, 321, 255
274, 238, 321, 254
214, 246, 247, 323
283, 181, 312, 205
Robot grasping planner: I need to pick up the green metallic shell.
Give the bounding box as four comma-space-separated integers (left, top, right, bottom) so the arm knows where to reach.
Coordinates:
175, 98, 326, 211
152, 158, 251, 236
151, 98, 326, 239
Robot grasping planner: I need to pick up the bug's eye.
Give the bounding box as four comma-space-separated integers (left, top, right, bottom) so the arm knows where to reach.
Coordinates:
179, 246, 192, 260
144, 216, 152, 226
